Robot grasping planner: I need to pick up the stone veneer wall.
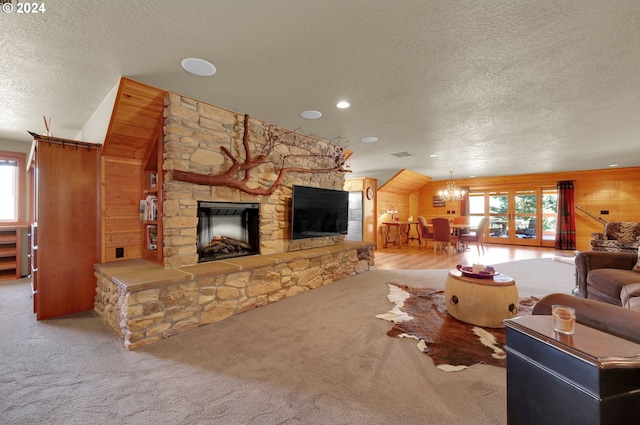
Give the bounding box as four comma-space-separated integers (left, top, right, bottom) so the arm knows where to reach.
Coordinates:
162, 92, 347, 268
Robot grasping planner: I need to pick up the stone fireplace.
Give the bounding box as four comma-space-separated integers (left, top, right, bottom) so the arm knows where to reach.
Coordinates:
161, 92, 348, 268
93, 90, 375, 350
197, 201, 260, 262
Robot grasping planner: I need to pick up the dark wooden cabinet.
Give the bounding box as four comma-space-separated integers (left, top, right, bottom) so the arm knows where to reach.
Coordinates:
505, 316, 640, 425
30, 137, 101, 320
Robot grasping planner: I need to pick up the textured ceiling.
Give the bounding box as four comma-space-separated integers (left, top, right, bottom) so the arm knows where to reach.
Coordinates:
1, 0, 639, 184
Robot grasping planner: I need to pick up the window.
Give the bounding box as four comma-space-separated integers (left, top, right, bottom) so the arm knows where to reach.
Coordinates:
468, 192, 486, 227
0, 151, 26, 223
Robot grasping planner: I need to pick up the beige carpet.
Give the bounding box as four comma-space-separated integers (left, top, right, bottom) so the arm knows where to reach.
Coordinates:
0, 258, 574, 425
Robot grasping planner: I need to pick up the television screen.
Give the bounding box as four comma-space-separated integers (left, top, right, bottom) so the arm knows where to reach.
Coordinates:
292, 185, 349, 240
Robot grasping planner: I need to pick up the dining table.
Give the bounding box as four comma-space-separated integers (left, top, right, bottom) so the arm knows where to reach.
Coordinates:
382, 221, 421, 248
450, 223, 476, 235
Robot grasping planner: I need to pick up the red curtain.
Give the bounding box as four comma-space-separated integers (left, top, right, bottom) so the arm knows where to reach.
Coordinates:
555, 181, 576, 250
460, 187, 470, 216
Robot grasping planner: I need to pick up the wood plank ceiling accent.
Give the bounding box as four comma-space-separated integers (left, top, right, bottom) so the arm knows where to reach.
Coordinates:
102, 77, 166, 160
378, 169, 431, 194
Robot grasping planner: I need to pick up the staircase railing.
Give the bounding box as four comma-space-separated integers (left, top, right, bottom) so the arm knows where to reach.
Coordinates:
575, 205, 608, 227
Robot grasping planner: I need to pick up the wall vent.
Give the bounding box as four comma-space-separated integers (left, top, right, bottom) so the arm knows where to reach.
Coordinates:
390, 151, 414, 158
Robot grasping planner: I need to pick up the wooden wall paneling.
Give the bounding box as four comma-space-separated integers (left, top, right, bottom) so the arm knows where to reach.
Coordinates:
363, 177, 378, 243
102, 77, 166, 161
110, 123, 156, 142
417, 183, 461, 221
102, 156, 142, 262
378, 169, 431, 195
376, 190, 414, 249
416, 167, 640, 252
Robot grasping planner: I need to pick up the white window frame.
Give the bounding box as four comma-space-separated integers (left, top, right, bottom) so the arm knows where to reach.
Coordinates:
0, 151, 26, 224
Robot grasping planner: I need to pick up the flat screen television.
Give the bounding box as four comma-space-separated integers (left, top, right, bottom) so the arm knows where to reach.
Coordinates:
291, 185, 349, 240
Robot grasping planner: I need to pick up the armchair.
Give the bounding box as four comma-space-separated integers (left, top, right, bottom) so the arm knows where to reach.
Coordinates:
590, 221, 640, 253
575, 251, 640, 308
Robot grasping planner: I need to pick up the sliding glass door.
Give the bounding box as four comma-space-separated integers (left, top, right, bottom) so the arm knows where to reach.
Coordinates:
470, 187, 557, 247
487, 191, 510, 243
513, 190, 538, 246
541, 188, 558, 247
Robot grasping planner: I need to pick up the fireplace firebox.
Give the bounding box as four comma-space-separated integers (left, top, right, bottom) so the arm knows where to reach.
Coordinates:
197, 202, 260, 262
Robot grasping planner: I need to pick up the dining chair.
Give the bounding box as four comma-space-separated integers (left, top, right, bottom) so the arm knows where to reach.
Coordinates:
432, 217, 459, 253
459, 217, 489, 255
452, 215, 470, 235
417, 216, 434, 248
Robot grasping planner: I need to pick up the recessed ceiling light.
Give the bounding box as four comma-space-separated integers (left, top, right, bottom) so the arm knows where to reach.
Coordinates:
360, 136, 378, 143
300, 110, 322, 119
181, 58, 216, 76
430, 154, 438, 158
609, 164, 619, 167
336, 101, 350, 109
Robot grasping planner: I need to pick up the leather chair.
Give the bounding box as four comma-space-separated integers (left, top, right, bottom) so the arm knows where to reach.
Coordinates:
575, 251, 640, 308
417, 216, 434, 248
432, 217, 458, 253
458, 217, 489, 255
532, 293, 640, 343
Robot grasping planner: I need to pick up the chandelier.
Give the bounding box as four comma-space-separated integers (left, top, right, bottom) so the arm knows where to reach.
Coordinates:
438, 170, 465, 201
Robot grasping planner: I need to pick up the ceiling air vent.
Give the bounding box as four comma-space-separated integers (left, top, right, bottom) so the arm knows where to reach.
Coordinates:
390, 151, 414, 158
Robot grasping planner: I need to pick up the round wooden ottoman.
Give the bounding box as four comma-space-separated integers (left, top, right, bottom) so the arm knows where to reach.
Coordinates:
444, 269, 519, 328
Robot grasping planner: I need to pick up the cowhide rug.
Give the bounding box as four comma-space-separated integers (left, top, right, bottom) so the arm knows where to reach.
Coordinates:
376, 282, 538, 372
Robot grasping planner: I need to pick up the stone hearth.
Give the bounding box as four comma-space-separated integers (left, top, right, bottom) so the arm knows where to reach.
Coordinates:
95, 242, 374, 350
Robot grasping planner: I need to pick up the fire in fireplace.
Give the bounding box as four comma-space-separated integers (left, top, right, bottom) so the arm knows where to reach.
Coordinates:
197, 202, 260, 262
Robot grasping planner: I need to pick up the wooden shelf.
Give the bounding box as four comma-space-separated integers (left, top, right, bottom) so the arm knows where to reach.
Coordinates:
0, 228, 20, 280
0, 245, 17, 256
0, 234, 17, 243
140, 127, 163, 264
0, 261, 18, 271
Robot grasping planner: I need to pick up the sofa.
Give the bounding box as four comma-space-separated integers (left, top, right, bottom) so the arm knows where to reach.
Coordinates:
575, 251, 640, 310
590, 221, 640, 253
532, 293, 640, 343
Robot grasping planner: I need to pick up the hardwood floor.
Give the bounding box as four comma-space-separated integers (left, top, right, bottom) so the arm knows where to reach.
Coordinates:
374, 240, 573, 270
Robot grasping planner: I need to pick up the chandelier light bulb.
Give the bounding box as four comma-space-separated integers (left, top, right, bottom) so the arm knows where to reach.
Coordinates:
439, 170, 465, 201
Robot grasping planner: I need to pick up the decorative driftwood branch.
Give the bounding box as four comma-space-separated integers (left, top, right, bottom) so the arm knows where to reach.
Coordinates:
171, 114, 349, 195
